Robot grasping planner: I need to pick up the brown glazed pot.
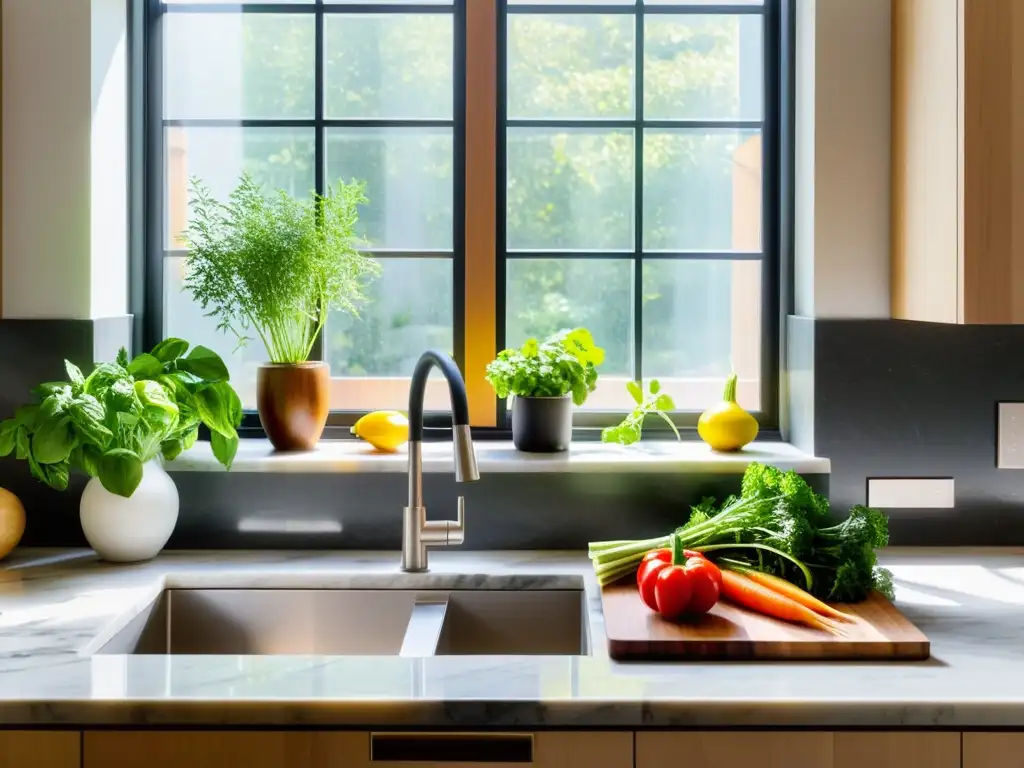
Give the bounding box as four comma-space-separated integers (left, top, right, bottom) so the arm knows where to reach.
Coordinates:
256, 362, 330, 451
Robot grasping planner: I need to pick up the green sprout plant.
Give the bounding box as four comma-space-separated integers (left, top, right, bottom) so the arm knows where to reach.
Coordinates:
182, 173, 380, 363
601, 380, 681, 445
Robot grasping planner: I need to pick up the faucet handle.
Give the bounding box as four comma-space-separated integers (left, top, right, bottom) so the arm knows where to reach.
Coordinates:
421, 496, 466, 547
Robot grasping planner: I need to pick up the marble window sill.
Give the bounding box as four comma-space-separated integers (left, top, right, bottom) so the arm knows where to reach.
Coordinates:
166, 440, 829, 475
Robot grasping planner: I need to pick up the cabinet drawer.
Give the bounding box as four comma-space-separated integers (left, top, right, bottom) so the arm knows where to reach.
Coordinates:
0, 731, 80, 768
964, 733, 1024, 768
636, 732, 833, 768
84, 731, 364, 768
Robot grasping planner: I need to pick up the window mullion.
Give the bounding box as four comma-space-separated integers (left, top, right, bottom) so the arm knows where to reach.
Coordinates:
464, 0, 499, 427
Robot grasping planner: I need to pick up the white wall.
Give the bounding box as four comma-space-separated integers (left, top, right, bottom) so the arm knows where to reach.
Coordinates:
2, 0, 128, 320
794, 0, 892, 319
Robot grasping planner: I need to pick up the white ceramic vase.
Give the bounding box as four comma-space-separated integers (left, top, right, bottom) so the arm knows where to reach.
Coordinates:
80, 460, 179, 563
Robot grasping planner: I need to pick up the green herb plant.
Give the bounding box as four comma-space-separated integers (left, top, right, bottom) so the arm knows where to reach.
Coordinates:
182, 174, 380, 364
485, 328, 605, 406
0, 340, 242, 499
601, 380, 681, 445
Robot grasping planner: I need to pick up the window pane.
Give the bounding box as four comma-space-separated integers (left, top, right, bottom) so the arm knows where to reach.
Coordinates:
326, 128, 453, 250
509, 0, 635, 4
645, 15, 762, 121
507, 129, 634, 251
328, 258, 453, 378
642, 259, 761, 411
327, 0, 451, 4
165, 127, 315, 248
645, 0, 761, 5
643, 129, 761, 252
164, 14, 314, 120
164, 257, 268, 410
324, 15, 453, 119
508, 15, 634, 119
505, 258, 633, 387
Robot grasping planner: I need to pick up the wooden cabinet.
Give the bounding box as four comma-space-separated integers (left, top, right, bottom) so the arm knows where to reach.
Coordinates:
963, 733, 1024, 768
636, 732, 834, 768
834, 732, 960, 768
638, 731, 960, 768
892, 0, 1024, 324
84, 731, 632, 768
84, 732, 363, 768
0, 731, 80, 768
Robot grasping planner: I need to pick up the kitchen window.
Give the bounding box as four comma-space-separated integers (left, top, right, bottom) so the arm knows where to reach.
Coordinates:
142, 0, 781, 434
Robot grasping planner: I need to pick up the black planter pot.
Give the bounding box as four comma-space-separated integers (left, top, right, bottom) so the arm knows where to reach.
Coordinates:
510, 395, 572, 453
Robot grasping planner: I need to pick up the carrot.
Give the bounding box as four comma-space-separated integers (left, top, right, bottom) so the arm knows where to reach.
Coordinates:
719, 570, 845, 635
739, 569, 857, 623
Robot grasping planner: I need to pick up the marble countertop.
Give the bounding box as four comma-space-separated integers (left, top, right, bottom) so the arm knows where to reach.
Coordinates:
1, 547, 1022, 728
168, 439, 830, 475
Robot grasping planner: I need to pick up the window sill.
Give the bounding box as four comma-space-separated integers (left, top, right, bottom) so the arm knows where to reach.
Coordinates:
166, 440, 829, 475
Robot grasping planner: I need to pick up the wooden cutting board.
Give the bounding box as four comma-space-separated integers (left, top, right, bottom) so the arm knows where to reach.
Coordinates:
601, 581, 930, 661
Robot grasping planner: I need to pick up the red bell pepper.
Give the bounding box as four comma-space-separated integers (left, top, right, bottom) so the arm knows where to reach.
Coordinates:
636, 538, 721, 619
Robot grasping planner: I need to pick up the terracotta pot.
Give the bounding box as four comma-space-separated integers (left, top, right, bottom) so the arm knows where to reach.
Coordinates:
257, 362, 330, 451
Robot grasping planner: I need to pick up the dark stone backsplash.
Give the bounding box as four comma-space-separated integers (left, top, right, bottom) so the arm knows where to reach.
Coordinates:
5, 316, 1024, 547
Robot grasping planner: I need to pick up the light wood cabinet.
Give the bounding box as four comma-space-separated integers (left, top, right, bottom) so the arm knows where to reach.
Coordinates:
84, 731, 632, 768
963, 733, 1024, 768
638, 731, 960, 768
84, 731, 364, 768
636, 731, 833, 768
834, 732, 960, 768
0, 731, 80, 768
892, 0, 1024, 324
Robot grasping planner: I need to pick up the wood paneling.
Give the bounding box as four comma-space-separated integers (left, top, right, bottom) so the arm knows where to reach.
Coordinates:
891, 0, 960, 323
834, 732, 960, 768
602, 581, 929, 661
637, 732, 833, 768
964, 733, 1024, 768
84, 731, 365, 768
0, 731, 80, 768
893, 0, 1024, 323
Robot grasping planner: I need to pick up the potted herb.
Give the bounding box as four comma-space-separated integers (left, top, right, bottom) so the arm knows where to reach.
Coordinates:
0, 340, 241, 562
486, 328, 604, 452
183, 174, 380, 451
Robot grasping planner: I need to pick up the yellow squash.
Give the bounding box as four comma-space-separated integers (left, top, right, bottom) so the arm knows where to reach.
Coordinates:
351, 410, 410, 453
697, 373, 758, 452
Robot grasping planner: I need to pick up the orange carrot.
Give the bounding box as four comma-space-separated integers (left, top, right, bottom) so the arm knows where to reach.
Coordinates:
740, 569, 857, 623
720, 570, 844, 635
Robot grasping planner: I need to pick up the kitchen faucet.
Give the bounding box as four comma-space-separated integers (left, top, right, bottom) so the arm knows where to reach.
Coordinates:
402, 350, 480, 572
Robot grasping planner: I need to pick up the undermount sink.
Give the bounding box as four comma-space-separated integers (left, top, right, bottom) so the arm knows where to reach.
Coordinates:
93, 587, 589, 657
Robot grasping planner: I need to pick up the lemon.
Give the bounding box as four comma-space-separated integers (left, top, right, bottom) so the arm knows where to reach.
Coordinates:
351, 410, 410, 453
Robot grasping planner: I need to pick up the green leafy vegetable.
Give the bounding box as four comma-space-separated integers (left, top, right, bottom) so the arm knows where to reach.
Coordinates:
601, 379, 680, 445
0, 340, 241, 498
485, 328, 604, 406
182, 174, 380, 364
587, 462, 894, 602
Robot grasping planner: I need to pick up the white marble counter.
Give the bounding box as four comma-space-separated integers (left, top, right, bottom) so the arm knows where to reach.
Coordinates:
0, 548, 1020, 728
168, 439, 829, 475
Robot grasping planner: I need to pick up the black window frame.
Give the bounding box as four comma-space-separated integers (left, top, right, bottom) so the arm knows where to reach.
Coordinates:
132, 0, 789, 441
136, 0, 466, 439
496, 0, 783, 435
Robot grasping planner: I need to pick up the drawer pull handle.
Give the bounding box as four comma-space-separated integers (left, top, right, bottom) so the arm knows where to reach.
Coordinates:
370, 733, 533, 763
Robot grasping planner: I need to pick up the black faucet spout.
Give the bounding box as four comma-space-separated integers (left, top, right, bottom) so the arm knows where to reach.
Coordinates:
407, 350, 471, 441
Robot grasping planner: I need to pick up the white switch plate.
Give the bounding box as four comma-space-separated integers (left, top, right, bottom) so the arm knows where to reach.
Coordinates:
867, 478, 955, 509
998, 403, 1024, 469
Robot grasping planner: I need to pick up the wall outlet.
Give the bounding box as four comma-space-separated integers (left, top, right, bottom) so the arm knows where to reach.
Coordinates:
998, 403, 1024, 469
867, 478, 955, 509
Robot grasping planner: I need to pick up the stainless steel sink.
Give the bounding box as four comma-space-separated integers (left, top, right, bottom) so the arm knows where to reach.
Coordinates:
93, 588, 589, 657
